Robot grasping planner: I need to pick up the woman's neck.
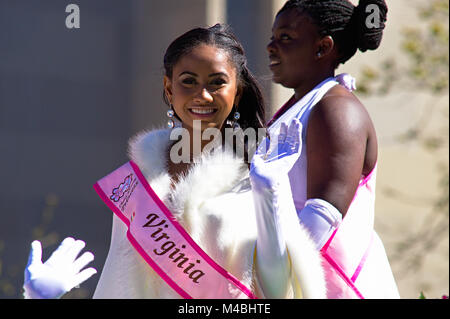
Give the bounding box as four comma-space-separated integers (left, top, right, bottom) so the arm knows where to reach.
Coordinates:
294, 70, 335, 101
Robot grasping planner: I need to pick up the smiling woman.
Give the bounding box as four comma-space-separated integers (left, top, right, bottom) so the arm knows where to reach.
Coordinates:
162, 24, 266, 135
265, 0, 399, 299
160, 24, 267, 181
163, 44, 239, 134
268, 9, 323, 94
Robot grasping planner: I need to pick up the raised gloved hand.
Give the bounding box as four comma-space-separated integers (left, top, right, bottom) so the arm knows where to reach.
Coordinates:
249, 119, 302, 298
335, 73, 356, 92
23, 237, 97, 299
250, 119, 327, 298
250, 119, 302, 192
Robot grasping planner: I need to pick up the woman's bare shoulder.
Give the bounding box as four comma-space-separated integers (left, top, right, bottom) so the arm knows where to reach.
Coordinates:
310, 84, 373, 135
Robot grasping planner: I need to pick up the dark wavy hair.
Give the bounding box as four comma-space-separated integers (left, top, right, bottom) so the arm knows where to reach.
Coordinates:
277, 0, 388, 67
162, 23, 266, 133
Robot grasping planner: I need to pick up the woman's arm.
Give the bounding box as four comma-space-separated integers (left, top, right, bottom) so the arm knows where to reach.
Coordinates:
249, 120, 300, 298
250, 119, 327, 298
306, 87, 377, 216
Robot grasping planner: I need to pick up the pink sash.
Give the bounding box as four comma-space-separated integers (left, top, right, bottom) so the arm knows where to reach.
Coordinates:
320, 166, 378, 299
93, 161, 257, 299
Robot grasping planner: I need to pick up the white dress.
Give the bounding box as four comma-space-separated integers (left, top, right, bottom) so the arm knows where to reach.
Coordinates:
93, 128, 326, 298
268, 78, 400, 298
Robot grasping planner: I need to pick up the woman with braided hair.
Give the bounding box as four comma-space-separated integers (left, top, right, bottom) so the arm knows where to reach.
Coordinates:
266, 0, 400, 298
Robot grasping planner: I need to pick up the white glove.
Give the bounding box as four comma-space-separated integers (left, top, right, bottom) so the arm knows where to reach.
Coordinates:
250, 119, 301, 191
335, 73, 356, 91
249, 119, 302, 298
23, 237, 97, 299
297, 198, 342, 250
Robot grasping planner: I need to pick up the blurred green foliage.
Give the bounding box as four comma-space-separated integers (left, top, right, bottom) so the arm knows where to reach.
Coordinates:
358, 0, 449, 96
0, 193, 60, 298
0, 193, 89, 299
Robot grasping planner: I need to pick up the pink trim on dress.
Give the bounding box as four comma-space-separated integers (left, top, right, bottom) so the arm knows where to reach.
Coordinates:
349, 162, 378, 207
320, 229, 338, 253
351, 232, 374, 282
320, 229, 365, 299
321, 253, 365, 299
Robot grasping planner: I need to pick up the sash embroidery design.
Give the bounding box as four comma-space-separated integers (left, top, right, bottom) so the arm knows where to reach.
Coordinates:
94, 161, 257, 299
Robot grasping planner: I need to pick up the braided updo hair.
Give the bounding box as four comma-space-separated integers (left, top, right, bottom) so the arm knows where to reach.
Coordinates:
277, 0, 388, 66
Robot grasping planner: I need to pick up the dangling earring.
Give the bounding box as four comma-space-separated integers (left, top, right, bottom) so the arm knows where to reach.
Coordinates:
167, 107, 175, 129
233, 110, 241, 129
227, 108, 241, 129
